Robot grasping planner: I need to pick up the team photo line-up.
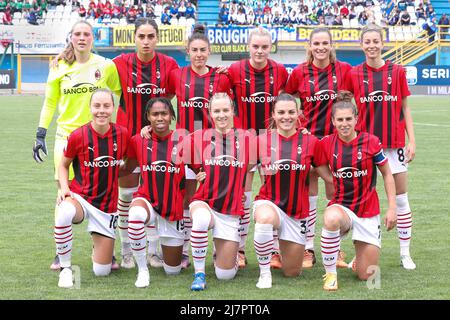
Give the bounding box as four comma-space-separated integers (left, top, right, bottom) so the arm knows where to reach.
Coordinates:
31, 17, 416, 292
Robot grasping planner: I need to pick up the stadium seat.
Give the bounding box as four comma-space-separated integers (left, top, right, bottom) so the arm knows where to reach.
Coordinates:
62, 11, 71, 19
171, 18, 179, 26
71, 11, 80, 18
54, 11, 63, 19
0, 12, 4, 21
64, 5, 73, 13
342, 18, 350, 28
186, 18, 196, 27
155, 5, 163, 17
56, 5, 64, 12
13, 12, 22, 19
350, 18, 359, 28
46, 11, 55, 19
12, 18, 20, 25
44, 17, 53, 25
178, 16, 187, 26
119, 18, 128, 26
86, 17, 95, 25
111, 18, 120, 25
407, 6, 415, 15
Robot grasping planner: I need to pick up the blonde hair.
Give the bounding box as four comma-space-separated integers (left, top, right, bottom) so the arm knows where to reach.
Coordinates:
208, 92, 234, 112
248, 27, 272, 45
60, 21, 93, 65
306, 27, 336, 65
360, 23, 384, 42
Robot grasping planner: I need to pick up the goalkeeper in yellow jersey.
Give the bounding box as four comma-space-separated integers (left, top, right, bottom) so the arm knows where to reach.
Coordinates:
32, 21, 122, 270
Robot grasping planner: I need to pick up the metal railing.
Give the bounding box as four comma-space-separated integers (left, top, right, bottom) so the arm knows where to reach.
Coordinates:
382, 25, 450, 65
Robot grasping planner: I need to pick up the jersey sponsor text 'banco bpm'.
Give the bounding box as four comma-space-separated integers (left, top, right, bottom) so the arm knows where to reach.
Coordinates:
256, 130, 323, 219
186, 129, 255, 216
114, 52, 179, 137
285, 60, 351, 139
127, 131, 186, 221
345, 61, 411, 149
228, 59, 288, 132
317, 132, 387, 218
64, 123, 129, 213
168, 66, 232, 133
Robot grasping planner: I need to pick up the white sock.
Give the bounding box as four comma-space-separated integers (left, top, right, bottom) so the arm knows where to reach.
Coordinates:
272, 229, 279, 253
128, 206, 148, 272
182, 209, 192, 256
254, 223, 273, 275
55, 201, 76, 268
118, 187, 137, 256
190, 208, 211, 274
306, 195, 318, 251
321, 228, 340, 274
239, 197, 251, 253
396, 193, 412, 257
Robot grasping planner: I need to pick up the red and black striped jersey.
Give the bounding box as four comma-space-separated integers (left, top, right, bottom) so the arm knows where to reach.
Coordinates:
127, 131, 186, 221
317, 132, 388, 218
113, 52, 179, 137
228, 59, 288, 131
345, 61, 411, 148
185, 128, 255, 216
285, 60, 352, 138
168, 66, 232, 133
64, 122, 129, 213
256, 130, 323, 219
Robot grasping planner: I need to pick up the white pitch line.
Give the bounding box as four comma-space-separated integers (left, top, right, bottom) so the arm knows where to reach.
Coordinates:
414, 122, 450, 128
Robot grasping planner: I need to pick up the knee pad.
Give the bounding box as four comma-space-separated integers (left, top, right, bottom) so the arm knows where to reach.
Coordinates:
163, 262, 182, 275
119, 186, 138, 202
56, 201, 77, 226
191, 207, 211, 231
128, 206, 148, 224
92, 262, 111, 277
215, 266, 237, 280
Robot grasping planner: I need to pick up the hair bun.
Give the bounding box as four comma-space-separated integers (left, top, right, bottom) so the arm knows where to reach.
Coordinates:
193, 24, 206, 34
336, 90, 354, 103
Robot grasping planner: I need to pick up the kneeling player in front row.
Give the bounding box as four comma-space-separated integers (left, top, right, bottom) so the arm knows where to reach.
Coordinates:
122, 98, 186, 288
55, 89, 128, 288
185, 93, 256, 291
252, 93, 333, 289
316, 91, 397, 291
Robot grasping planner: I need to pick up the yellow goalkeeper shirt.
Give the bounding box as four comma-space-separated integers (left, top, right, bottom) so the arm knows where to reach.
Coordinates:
38, 53, 122, 137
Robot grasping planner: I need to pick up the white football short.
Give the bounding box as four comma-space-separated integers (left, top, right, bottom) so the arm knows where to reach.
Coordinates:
384, 148, 408, 174
72, 193, 118, 239
328, 204, 381, 248
252, 199, 307, 245
132, 197, 184, 247
189, 201, 241, 243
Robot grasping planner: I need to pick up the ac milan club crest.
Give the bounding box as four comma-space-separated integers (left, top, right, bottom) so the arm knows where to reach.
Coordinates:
95, 69, 101, 80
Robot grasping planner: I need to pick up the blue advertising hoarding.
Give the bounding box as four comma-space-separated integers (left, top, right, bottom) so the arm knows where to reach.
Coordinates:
405, 65, 450, 86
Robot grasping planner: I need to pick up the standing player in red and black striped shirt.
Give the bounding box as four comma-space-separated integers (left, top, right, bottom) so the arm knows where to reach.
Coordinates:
316, 91, 396, 291
346, 24, 417, 270
228, 27, 288, 268
285, 27, 352, 269
167, 24, 232, 269
113, 18, 179, 269
55, 89, 129, 288
122, 98, 186, 288
185, 93, 256, 291
252, 93, 332, 289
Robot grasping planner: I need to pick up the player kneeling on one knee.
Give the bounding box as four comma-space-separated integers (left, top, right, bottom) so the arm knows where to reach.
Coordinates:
316, 91, 397, 291
252, 93, 333, 289
121, 97, 187, 288
55, 89, 128, 288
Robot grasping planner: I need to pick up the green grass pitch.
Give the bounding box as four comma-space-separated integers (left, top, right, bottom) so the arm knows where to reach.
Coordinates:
0, 95, 449, 300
